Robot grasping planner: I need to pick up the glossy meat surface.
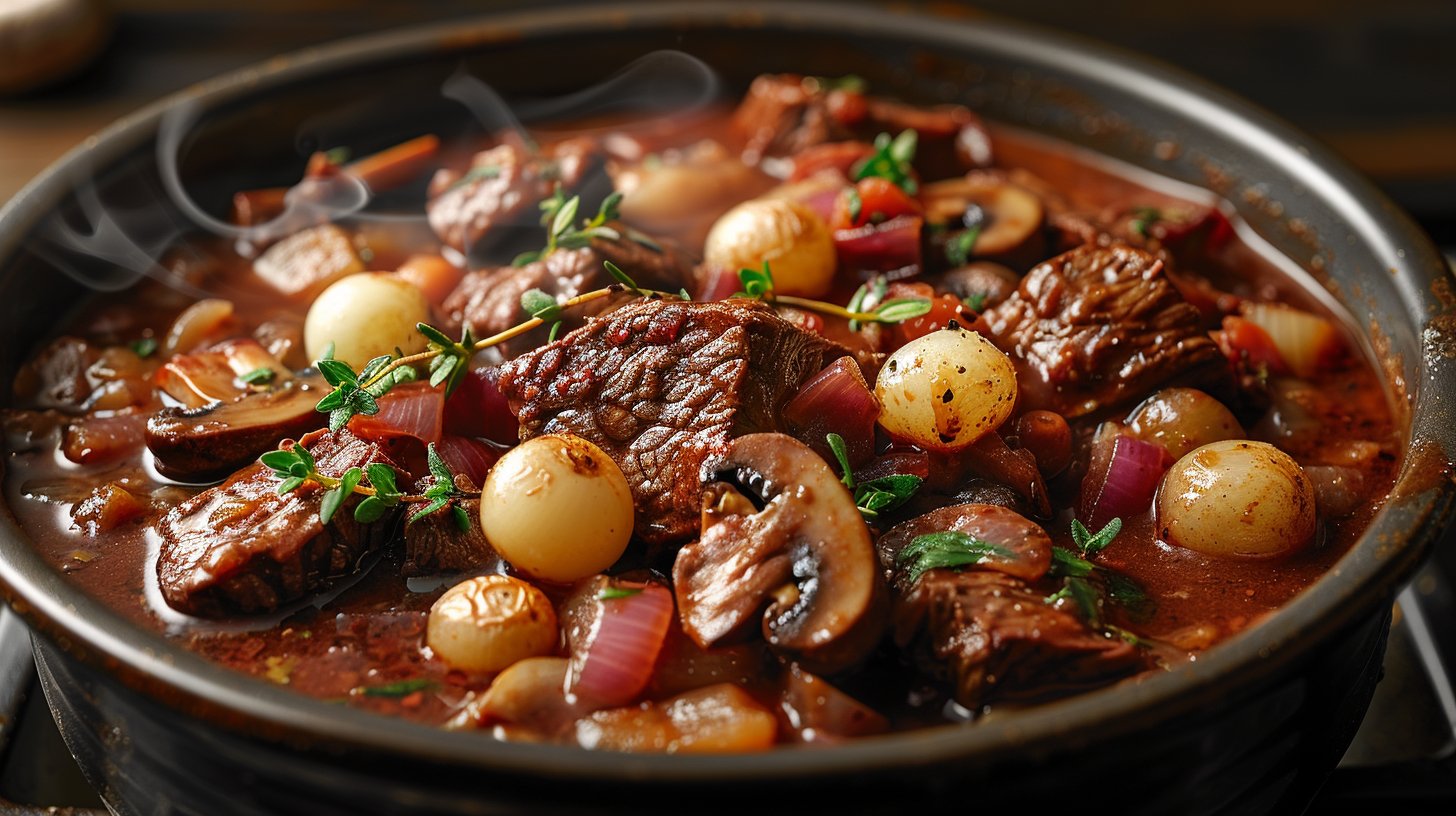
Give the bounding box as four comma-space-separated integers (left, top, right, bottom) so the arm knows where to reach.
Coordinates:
985, 243, 1227, 417
156, 428, 399, 616
498, 299, 844, 543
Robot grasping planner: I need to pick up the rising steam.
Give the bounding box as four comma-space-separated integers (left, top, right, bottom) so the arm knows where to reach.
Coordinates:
36, 50, 721, 294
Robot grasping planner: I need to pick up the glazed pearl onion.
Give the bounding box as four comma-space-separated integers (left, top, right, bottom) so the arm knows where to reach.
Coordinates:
703, 199, 836, 297
480, 434, 634, 584
875, 326, 1018, 451
1157, 440, 1316, 558
1126, 387, 1245, 461
427, 574, 558, 674
303, 273, 431, 368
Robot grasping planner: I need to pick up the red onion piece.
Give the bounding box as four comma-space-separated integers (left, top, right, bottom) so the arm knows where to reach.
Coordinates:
833, 214, 922, 275
432, 434, 502, 488
1085, 434, 1167, 528
443, 366, 519, 445
348, 382, 443, 445
569, 582, 675, 708
784, 357, 880, 466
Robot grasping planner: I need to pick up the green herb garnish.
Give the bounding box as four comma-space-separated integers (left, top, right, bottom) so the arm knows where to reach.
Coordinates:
735, 262, 931, 326
355, 677, 436, 698
825, 432, 923, 520
1130, 206, 1162, 238
963, 292, 988, 313
807, 74, 867, 94
945, 224, 982, 267
845, 186, 863, 224
853, 130, 918, 194
323, 146, 352, 166
260, 445, 403, 525
448, 164, 501, 191
1045, 517, 1153, 634
599, 586, 644, 601
239, 367, 275, 386
896, 531, 1014, 585
513, 190, 622, 267
407, 444, 473, 530
130, 337, 158, 358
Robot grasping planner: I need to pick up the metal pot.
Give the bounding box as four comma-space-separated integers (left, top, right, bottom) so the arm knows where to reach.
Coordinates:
1, 3, 1452, 814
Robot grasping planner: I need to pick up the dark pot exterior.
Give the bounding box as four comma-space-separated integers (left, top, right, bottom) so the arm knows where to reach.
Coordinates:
2, 4, 1453, 815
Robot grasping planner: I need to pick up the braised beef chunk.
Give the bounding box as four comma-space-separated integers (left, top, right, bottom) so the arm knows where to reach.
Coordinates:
402, 498, 500, 577
427, 138, 602, 258
498, 299, 845, 544
732, 74, 858, 163
427, 142, 549, 256
731, 74, 991, 175
145, 371, 328, 483
896, 570, 1146, 708
985, 243, 1227, 417
441, 236, 694, 358
156, 428, 399, 617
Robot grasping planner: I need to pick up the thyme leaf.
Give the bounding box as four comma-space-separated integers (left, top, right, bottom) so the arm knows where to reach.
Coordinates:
130, 337, 158, 358
599, 586, 644, 601
896, 531, 1013, 584
853, 130, 919, 194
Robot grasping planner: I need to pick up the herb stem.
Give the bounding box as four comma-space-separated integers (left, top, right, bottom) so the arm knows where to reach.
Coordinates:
772, 294, 893, 324
355, 286, 624, 393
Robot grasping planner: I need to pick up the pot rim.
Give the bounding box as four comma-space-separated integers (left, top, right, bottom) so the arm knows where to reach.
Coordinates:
1, 0, 1452, 782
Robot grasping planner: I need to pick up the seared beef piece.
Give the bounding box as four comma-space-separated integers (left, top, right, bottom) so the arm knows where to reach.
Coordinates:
984, 243, 1227, 418
731, 74, 992, 176
401, 498, 500, 577
252, 224, 364, 299
427, 138, 602, 259
145, 371, 328, 483
895, 570, 1146, 708
498, 299, 845, 544
156, 428, 400, 617
732, 74, 859, 163
441, 236, 695, 359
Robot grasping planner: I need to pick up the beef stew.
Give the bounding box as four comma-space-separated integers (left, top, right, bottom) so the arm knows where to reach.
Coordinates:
0, 71, 1399, 752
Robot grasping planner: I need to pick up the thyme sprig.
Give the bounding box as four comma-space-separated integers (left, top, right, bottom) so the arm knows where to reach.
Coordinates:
260, 446, 404, 524
735, 263, 932, 326
896, 531, 1014, 585
1046, 517, 1152, 632
407, 443, 474, 532
1129, 206, 1162, 238
825, 432, 922, 519
261, 440, 477, 527
853, 130, 919, 194
513, 189, 623, 267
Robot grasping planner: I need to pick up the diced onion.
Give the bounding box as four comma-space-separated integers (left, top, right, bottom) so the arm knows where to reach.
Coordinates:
1083, 434, 1167, 528
784, 357, 880, 466
1241, 302, 1344, 378
833, 214, 922, 276
568, 582, 675, 708
347, 382, 443, 445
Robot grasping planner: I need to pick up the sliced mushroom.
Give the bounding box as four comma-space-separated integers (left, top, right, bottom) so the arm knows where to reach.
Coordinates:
672, 433, 886, 675
145, 370, 326, 482
922, 172, 1045, 262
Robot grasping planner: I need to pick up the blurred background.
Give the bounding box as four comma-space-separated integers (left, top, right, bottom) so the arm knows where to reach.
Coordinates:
2, 0, 1454, 242
0, 0, 1454, 812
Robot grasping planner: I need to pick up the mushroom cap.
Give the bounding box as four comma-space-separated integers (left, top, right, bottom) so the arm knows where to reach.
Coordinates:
672, 433, 886, 675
